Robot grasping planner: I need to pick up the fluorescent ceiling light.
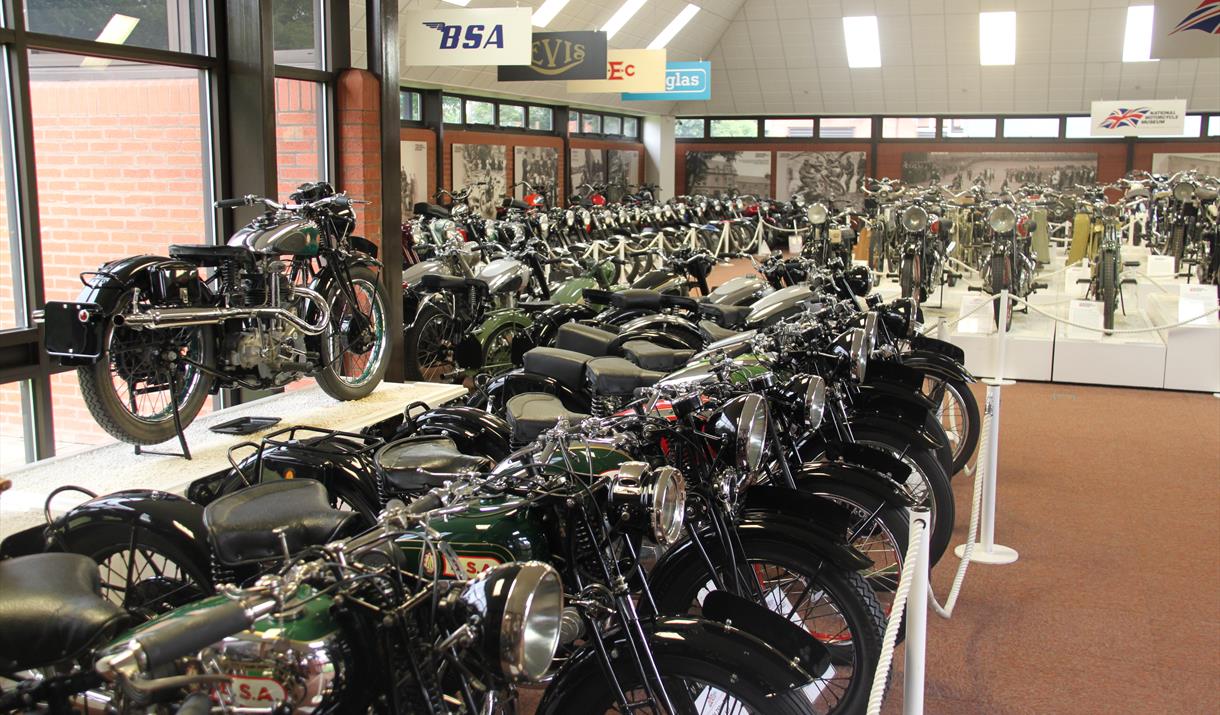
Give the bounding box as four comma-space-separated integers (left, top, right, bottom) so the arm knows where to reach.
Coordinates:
602, 0, 649, 40
842, 16, 881, 68
979, 11, 1016, 65
440, 0, 472, 6
533, 0, 570, 27
81, 13, 139, 67
648, 4, 700, 49
1123, 5, 1157, 62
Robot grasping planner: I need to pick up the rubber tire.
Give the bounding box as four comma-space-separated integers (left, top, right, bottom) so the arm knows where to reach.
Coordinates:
404, 303, 458, 382
650, 537, 884, 715
480, 321, 528, 376
78, 296, 213, 445
315, 265, 391, 400
899, 254, 916, 299
922, 376, 981, 478
794, 478, 915, 579
1099, 253, 1118, 332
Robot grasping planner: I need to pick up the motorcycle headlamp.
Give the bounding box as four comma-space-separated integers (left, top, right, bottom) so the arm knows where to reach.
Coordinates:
987, 205, 1016, 233
808, 202, 829, 225
862, 311, 880, 354
901, 205, 929, 232
1173, 181, 1196, 202
833, 328, 869, 382
609, 462, 687, 546
1102, 204, 1120, 220
456, 561, 563, 683
802, 374, 827, 430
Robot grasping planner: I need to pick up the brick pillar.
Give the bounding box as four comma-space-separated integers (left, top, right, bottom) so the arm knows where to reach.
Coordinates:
337, 69, 382, 249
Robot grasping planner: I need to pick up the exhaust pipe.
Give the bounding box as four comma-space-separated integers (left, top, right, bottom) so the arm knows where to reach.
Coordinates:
113, 286, 332, 335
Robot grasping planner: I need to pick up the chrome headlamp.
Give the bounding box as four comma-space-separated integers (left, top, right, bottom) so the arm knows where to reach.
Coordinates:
808, 202, 829, 225
862, 311, 880, 354
804, 375, 826, 430
610, 462, 687, 546
1173, 181, 1196, 202
987, 205, 1016, 233
733, 393, 768, 473
456, 561, 563, 683
901, 205, 929, 232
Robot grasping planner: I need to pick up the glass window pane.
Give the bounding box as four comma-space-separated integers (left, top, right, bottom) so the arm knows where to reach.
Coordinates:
1209, 116, 1220, 137
623, 117, 638, 137
528, 106, 553, 131
0, 58, 22, 330
442, 96, 462, 124
582, 113, 601, 134
882, 117, 937, 138
1003, 117, 1059, 138
466, 100, 494, 125
24, 0, 207, 54
819, 117, 871, 138
1065, 116, 1095, 138
710, 119, 758, 138
568, 110, 579, 134
273, 0, 323, 69
400, 90, 421, 122
942, 118, 996, 138
604, 116, 622, 135
275, 78, 326, 200
764, 119, 814, 138
0, 381, 31, 472
499, 104, 525, 128
1163, 115, 1203, 138
675, 118, 704, 138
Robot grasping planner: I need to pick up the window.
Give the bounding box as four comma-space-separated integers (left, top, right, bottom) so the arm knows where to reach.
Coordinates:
623, 117, 638, 137
0, 57, 22, 330
465, 100, 494, 125
1209, 116, 1220, 137
275, 78, 327, 200
604, 116, 622, 135
25, 0, 208, 54
499, 104, 525, 128
1065, 116, 1099, 138
942, 118, 996, 138
882, 117, 937, 138
272, 0, 324, 69
1004, 117, 1059, 138
442, 96, 462, 124
568, 110, 579, 134
0, 381, 31, 472
710, 119, 758, 138
675, 118, 704, 138
819, 117, 872, 138
400, 90, 422, 122
582, 113, 601, 134
529, 106, 553, 131
1162, 115, 1203, 138
765, 119, 814, 138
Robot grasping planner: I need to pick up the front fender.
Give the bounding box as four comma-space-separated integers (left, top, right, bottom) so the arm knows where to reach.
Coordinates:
791, 458, 915, 508
473, 309, 532, 345
846, 410, 941, 453
908, 334, 967, 367
901, 350, 975, 384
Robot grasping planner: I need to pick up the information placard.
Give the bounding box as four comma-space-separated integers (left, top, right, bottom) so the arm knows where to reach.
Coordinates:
1145, 254, 1176, 278
1178, 284, 1219, 326
1064, 266, 1092, 297
1066, 300, 1106, 340
957, 294, 994, 334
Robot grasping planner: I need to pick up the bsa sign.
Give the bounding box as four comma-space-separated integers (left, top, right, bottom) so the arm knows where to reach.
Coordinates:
567, 49, 665, 93
622, 61, 711, 102
1152, 0, 1220, 59
1090, 99, 1188, 136
402, 8, 531, 66
497, 31, 608, 81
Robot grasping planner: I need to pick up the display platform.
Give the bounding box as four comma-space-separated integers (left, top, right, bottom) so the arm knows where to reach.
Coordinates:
0, 381, 467, 539
1145, 291, 1220, 392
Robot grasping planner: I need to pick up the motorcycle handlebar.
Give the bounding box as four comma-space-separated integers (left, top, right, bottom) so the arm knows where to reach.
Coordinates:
215, 196, 255, 209
125, 598, 259, 671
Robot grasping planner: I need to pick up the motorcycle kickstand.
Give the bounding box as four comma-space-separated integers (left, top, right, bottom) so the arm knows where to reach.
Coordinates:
133, 366, 192, 460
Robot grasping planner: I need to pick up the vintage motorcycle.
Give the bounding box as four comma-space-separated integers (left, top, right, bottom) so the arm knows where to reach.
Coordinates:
41, 181, 390, 445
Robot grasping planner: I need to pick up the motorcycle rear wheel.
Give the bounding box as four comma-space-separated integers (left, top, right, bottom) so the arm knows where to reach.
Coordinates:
404, 303, 461, 382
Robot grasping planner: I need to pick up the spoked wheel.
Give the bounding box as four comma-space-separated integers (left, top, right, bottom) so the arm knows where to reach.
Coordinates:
77, 526, 211, 620
921, 375, 980, 476
405, 303, 461, 382
78, 290, 213, 445
316, 265, 391, 400
480, 321, 527, 376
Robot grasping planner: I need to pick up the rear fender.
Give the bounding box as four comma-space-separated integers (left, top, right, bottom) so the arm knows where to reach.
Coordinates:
474, 369, 591, 415
616, 314, 705, 351
473, 309, 532, 345
399, 405, 512, 461
526, 303, 600, 347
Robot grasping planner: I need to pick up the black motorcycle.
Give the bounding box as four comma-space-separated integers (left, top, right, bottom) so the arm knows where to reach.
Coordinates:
42, 181, 391, 445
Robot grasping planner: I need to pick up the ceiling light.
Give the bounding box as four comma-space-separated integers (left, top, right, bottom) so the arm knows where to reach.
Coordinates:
533, 0, 570, 27
648, 4, 700, 49
843, 16, 881, 68
440, 0, 472, 6
602, 0, 649, 40
81, 13, 139, 67
979, 11, 1016, 65
1123, 5, 1157, 62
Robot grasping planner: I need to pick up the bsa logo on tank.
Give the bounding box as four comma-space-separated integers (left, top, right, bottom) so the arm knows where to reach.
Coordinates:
622, 61, 712, 102
1151, 0, 1220, 59
402, 7, 532, 66
567, 49, 666, 93
1089, 99, 1188, 136
497, 31, 608, 81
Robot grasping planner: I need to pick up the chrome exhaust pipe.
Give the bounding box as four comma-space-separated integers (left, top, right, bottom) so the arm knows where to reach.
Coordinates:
113, 286, 332, 335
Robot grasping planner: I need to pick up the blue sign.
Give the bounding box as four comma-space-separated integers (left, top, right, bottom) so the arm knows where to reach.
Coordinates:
621, 61, 710, 102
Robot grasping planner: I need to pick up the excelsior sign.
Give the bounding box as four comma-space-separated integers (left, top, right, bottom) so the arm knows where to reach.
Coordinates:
622, 61, 711, 102
1151, 0, 1220, 60
402, 7, 532, 66
497, 31, 608, 81
1089, 99, 1188, 136
567, 49, 666, 93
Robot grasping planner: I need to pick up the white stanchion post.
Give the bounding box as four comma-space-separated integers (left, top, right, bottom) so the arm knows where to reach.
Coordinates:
903, 506, 933, 715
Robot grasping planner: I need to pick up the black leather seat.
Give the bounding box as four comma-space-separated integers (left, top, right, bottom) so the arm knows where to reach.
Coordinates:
609, 289, 667, 311
699, 320, 743, 343
419, 273, 487, 293
621, 340, 694, 372
204, 480, 357, 566
555, 322, 618, 356
506, 393, 590, 443
522, 347, 593, 392
0, 553, 126, 672
700, 303, 753, 329
585, 357, 664, 396
414, 202, 451, 219
376, 436, 493, 493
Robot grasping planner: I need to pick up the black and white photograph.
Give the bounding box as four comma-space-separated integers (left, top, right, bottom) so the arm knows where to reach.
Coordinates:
607, 149, 640, 201
513, 146, 558, 200
452, 143, 507, 218
775, 151, 868, 208
570, 147, 606, 191
902, 151, 1098, 191
1152, 152, 1220, 175
400, 140, 429, 216
685, 151, 772, 198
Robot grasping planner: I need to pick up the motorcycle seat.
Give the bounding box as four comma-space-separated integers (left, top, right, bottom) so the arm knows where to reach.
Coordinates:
621, 340, 694, 372
204, 480, 359, 566
523, 347, 594, 392
585, 356, 664, 397
609, 290, 699, 312
0, 553, 126, 672
506, 393, 590, 443
414, 202, 451, 219
698, 320, 743, 343
376, 436, 493, 493
419, 273, 487, 293
555, 322, 618, 356
699, 303, 752, 329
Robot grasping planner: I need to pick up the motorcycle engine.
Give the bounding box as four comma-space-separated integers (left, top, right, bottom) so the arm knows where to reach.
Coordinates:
225, 325, 308, 381
197, 627, 346, 712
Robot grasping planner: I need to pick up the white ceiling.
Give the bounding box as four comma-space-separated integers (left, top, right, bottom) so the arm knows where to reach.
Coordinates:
351, 0, 1220, 116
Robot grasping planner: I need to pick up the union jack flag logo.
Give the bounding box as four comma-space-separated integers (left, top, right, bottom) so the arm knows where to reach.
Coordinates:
1100, 107, 1149, 129
1171, 0, 1220, 35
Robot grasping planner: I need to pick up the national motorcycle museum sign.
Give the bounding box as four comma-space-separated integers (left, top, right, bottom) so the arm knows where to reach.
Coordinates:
402, 7, 532, 66
1089, 99, 1188, 136
497, 31, 608, 81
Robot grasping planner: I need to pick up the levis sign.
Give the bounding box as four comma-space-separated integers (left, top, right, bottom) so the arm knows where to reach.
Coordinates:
498, 31, 608, 81
567, 49, 666, 93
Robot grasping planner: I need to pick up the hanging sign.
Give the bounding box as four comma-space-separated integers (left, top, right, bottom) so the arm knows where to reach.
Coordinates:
567, 49, 665, 93
497, 31, 607, 81
1152, 1, 1220, 60
1089, 99, 1187, 136
402, 8, 532, 66
621, 61, 711, 101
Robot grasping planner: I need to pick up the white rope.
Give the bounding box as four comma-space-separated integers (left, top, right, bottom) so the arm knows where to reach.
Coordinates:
918, 293, 1000, 335
1012, 295, 1220, 333
865, 514, 929, 715
1035, 257, 1088, 280
757, 215, 812, 235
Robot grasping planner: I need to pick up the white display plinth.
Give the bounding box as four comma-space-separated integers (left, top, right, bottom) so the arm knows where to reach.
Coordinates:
0, 381, 467, 539
950, 304, 1055, 381
1052, 309, 1166, 388
1145, 292, 1220, 392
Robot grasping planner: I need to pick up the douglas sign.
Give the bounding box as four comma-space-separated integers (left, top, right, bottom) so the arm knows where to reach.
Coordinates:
622, 61, 712, 102
498, 31, 608, 81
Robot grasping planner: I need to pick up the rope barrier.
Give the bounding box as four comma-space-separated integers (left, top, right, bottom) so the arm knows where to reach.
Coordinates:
929, 397, 990, 619
1012, 295, 1220, 333
865, 512, 929, 715
918, 293, 1000, 335
756, 215, 812, 235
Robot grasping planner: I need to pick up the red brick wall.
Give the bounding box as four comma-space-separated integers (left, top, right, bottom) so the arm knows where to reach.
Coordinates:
275, 78, 325, 204
336, 70, 382, 248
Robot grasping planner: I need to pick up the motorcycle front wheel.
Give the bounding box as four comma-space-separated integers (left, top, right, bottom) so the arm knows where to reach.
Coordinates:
921, 375, 980, 477
316, 265, 391, 400
405, 303, 461, 382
